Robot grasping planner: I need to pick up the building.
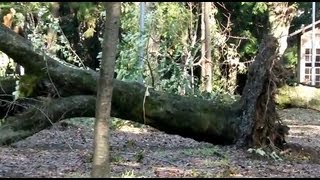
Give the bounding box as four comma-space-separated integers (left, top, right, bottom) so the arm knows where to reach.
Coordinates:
289, 20, 320, 86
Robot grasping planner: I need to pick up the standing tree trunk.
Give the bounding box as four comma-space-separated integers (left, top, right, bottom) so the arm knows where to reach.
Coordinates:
91, 2, 121, 178
201, 2, 212, 93
138, 2, 146, 84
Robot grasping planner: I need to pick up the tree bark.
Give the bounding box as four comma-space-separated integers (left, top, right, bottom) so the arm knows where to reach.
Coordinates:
91, 2, 120, 178
237, 35, 279, 147
0, 90, 240, 146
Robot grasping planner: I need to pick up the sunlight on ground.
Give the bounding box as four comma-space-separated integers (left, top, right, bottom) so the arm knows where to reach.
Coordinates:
153, 166, 187, 177
283, 118, 296, 123
118, 125, 150, 135
294, 86, 319, 101
116, 161, 140, 168
289, 125, 320, 136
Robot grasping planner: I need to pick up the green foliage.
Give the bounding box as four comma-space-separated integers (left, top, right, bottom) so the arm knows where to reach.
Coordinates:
283, 45, 298, 68
179, 146, 227, 158
134, 150, 144, 163
116, 3, 141, 81
150, 3, 192, 93
6, 2, 85, 68
70, 2, 103, 39
110, 154, 124, 163
153, 2, 189, 39
12, 74, 40, 100
64, 117, 94, 128
70, 2, 100, 21
239, 30, 258, 57
218, 2, 268, 62
117, 2, 192, 95
110, 118, 142, 130
110, 118, 126, 130
252, 2, 268, 15
156, 60, 186, 94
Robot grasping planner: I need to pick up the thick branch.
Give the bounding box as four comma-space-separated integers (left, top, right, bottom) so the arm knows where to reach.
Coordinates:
0, 95, 96, 145
0, 94, 240, 145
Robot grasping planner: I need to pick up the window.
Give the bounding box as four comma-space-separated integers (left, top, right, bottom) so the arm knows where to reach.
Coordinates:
303, 48, 320, 86
306, 49, 311, 54
305, 68, 312, 74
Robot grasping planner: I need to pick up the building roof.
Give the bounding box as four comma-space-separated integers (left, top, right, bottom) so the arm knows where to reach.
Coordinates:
289, 19, 320, 37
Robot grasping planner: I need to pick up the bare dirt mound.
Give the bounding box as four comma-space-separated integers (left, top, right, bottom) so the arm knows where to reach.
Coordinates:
1, 108, 320, 178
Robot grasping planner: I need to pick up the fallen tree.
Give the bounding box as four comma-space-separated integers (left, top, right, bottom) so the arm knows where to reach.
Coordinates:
0, 2, 296, 148
3, 78, 317, 121
0, 23, 279, 147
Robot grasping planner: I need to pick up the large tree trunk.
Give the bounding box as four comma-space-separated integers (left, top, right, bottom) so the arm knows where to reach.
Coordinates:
0, 17, 286, 148
237, 2, 296, 147
0, 86, 240, 146
237, 35, 280, 147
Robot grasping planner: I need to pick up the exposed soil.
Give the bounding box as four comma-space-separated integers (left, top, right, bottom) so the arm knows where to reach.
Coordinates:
1, 108, 320, 178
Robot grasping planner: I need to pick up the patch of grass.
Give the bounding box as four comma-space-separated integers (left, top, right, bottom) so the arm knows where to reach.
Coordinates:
215, 158, 230, 166
63, 117, 142, 130
134, 150, 144, 163
110, 118, 127, 130
125, 139, 137, 148
110, 118, 144, 130
83, 152, 94, 163
203, 158, 229, 167
63, 117, 94, 128
179, 147, 227, 158
111, 154, 125, 163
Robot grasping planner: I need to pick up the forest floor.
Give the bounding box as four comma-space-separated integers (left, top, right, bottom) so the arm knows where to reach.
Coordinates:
1, 108, 320, 178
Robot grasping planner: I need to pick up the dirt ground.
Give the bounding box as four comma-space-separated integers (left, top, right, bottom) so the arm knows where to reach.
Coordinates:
1, 108, 320, 178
